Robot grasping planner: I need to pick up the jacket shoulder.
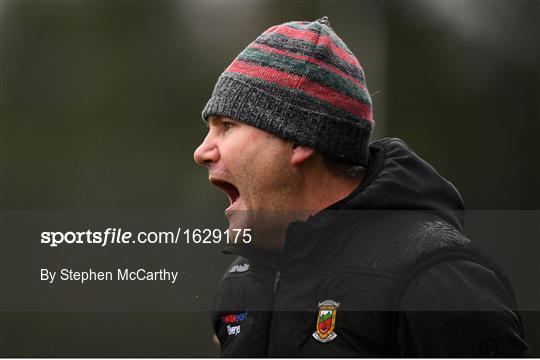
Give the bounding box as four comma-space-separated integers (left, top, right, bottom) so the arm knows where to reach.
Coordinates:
220, 256, 251, 281
333, 212, 476, 274
368, 213, 475, 272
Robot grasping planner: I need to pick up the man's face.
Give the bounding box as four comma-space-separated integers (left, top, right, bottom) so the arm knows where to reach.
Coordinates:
193, 116, 296, 230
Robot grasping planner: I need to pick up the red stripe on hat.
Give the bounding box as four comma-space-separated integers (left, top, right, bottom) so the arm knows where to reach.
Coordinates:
225, 60, 373, 123
263, 25, 279, 34
270, 26, 361, 69
250, 42, 367, 92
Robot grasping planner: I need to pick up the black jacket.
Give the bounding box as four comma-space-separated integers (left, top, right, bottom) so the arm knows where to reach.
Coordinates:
212, 138, 530, 357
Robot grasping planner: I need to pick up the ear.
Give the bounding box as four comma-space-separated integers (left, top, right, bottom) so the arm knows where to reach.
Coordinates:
290, 143, 315, 165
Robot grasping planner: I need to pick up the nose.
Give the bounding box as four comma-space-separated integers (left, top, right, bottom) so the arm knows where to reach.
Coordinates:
193, 132, 220, 166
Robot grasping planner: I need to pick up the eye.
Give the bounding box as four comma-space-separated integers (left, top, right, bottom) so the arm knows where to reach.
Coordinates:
222, 121, 234, 132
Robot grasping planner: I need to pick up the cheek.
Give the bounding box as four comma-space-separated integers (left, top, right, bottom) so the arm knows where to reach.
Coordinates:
223, 131, 292, 198
246, 150, 292, 194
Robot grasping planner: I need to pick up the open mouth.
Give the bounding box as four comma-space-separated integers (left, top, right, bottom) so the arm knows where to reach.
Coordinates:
209, 178, 240, 209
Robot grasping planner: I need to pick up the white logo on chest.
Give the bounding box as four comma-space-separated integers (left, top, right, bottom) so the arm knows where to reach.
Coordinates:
229, 263, 250, 273
227, 324, 241, 336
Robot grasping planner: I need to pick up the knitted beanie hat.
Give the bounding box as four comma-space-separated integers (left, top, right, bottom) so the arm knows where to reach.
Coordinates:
202, 17, 373, 166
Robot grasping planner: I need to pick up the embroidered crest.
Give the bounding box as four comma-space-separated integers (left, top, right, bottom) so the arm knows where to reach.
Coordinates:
312, 300, 339, 343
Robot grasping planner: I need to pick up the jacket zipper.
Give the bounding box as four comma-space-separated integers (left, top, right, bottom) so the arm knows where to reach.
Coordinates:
273, 270, 281, 294
267, 268, 282, 356
268, 223, 297, 355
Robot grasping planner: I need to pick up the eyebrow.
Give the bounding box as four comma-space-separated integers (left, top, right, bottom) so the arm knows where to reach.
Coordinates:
207, 116, 224, 127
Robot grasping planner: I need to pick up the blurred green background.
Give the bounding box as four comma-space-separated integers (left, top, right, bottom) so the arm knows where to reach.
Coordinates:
1, 0, 538, 356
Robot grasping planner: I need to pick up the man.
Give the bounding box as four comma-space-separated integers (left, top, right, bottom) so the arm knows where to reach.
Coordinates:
194, 17, 529, 357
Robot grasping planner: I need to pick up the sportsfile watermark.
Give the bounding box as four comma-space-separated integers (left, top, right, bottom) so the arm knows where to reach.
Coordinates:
40, 228, 252, 247
1, 209, 538, 311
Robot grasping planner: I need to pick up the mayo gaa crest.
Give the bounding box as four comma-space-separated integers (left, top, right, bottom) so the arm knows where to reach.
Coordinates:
312, 300, 339, 343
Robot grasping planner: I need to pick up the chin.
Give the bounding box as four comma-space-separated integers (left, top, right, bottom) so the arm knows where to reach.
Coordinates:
225, 210, 251, 230
226, 210, 292, 249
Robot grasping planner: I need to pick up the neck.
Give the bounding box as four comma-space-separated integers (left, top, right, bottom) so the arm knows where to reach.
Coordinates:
256, 161, 364, 253
265, 172, 362, 253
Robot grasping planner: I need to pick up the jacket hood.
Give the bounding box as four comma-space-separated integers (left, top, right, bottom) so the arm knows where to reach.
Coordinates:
329, 138, 465, 231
